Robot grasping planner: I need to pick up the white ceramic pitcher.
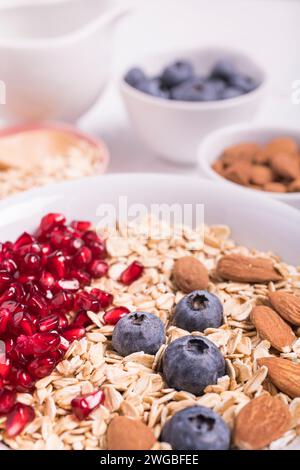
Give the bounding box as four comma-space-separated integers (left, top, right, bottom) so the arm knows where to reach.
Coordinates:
0, 0, 130, 122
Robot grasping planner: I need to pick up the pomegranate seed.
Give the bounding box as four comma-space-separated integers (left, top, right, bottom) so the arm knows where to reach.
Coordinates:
26, 292, 48, 317
74, 291, 100, 313
71, 221, 91, 232
22, 253, 42, 273
72, 311, 92, 328
58, 313, 69, 329
0, 308, 10, 335
90, 289, 113, 309
51, 291, 74, 314
5, 403, 35, 438
71, 390, 104, 420
48, 349, 64, 362
119, 261, 144, 285
59, 335, 70, 352
63, 327, 85, 342
103, 306, 130, 325
70, 269, 91, 286
16, 274, 35, 284
82, 230, 99, 245
39, 213, 66, 235
17, 242, 41, 257
0, 271, 12, 293
14, 232, 35, 251
1, 258, 18, 274
39, 271, 55, 290
73, 247, 92, 268
57, 278, 80, 292
88, 260, 108, 278
0, 389, 17, 415
41, 243, 51, 256
89, 241, 106, 259
19, 313, 37, 336
9, 368, 34, 392
17, 332, 60, 356
27, 356, 56, 379
0, 358, 11, 379
38, 313, 59, 332
47, 252, 68, 279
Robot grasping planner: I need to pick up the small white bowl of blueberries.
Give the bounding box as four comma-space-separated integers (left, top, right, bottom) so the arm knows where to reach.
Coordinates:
120, 47, 267, 165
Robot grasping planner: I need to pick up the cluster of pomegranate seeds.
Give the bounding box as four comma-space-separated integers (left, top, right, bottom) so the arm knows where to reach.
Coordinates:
71, 389, 105, 420
0, 213, 116, 436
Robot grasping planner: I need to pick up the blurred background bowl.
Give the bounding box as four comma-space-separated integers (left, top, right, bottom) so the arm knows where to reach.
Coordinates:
120, 47, 267, 165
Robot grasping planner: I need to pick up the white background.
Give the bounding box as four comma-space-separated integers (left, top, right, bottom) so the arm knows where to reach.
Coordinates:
1, 0, 300, 175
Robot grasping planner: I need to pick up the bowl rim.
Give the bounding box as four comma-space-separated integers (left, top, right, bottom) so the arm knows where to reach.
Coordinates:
0, 121, 110, 175
120, 45, 267, 110
197, 122, 300, 201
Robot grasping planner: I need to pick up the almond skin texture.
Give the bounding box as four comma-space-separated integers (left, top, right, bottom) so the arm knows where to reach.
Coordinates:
251, 306, 296, 352
258, 357, 300, 398
107, 416, 156, 450
288, 178, 300, 192
264, 137, 298, 156
221, 142, 260, 166
270, 153, 300, 180
268, 291, 300, 326
173, 256, 209, 293
234, 395, 291, 450
216, 254, 282, 283
224, 161, 252, 186
250, 165, 273, 186
263, 182, 287, 193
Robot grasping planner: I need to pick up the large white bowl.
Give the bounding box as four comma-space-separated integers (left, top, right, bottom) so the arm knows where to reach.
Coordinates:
197, 123, 300, 210
0, 173, 300, 451
120, 48, 267, 165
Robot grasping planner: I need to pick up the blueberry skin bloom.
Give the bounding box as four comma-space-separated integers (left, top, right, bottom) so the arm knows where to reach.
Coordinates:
174, 290, 223, 332
161, 406, 230, 450
112, 311, 165, 356
163, 335, 225, 395
161, 60, 194, 88
124, 67, 146, 87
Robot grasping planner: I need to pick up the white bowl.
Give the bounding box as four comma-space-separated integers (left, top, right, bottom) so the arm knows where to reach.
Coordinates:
120, 47, 267, 165
0, 173, 300, 450
0, 0, 129, 122
198, 123, 300, 210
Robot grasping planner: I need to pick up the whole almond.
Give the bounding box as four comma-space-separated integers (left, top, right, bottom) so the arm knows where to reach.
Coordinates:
173, 256, 209, 293
264, 137, 298, 156
212, 159, 225, 176
234, 395, 291, 450
107, 416, 156, 450
288, 178, 300, 192
263, 182, 287, 193
258, 357, 300, 398
251, 305, 296, 352
221, 142, 260, 166
216, 254, 282, 283
249, 165, 273, 186
268, 291, 300, 326
224, 161, 252, 186
270, 152, 300, 180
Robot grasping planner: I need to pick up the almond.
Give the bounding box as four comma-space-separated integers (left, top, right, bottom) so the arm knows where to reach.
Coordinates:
216, 254, 282, 283
251, 305, 296, 352
249, 165, 273, 186
221, 142, 260, 166
263, 182, 287, 193
173, 256, 209, 293
258, 357, 300, 398
288, 178, 300, 192
212, 159, 225, 176
264, 137, 298, 156
268, 291, 300, 326
270, 152, 300, 180
234, 394, 291, 450
107, 416, 156, 450
224, 161, 252, 186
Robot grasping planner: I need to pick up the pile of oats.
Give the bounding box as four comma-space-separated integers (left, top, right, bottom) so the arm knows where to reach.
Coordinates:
1, 218, 300, 450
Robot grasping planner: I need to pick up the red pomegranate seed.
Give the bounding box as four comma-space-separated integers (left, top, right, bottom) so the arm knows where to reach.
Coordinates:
74, 291, 100, 313
103, 306, 130, 325
90, 289, 113, 309
41, 243, 51, 256
88, 260, 108, 278
72, 311, 93, 328
0, 271, 13, 293
71, 390, 104, 420
22, 253, 42, 273
0, 389, 16, 414
73, 247, 92, 268
58, 313, 69, 329
89, 241, 106, 259
5, 403, 35, 438
71, 221, 91, 232
19, 313, 37, 336
57, 278, 80, 292
0, 308, 10, 335
63, 327, 85, 342
82, 230, 99, 245
39, 213, 66, 235
1, 258, 18, 274
17, 332, 61, 356
9, 368, 34, 392
70, 269, 91, 286
59, 335, 70, 352
51, 291, 74, 313
47, 252, 68, 279
0, 358, 11, 379
119, 261, 144, 285
39, 271, 55, 290
17, 242, 41, 257
26, 292, 48, 317
27, 356, 56, 379
13, 232, 35, 251
38, 313, 59, 332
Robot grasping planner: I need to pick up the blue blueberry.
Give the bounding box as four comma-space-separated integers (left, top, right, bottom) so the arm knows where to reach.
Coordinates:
170, 78, 218, 102
112, 311, 165, 356
174, 290, 223, 332
163, 335, 225, 395
135, 78, 170, 99
205, 77, 226, 95
160, 405, 230, 450
221, 87, 243, 99
229, 73, 258, 93
124, 67, 146, 87
211, 59, 236, 81
161, 60, 194, 88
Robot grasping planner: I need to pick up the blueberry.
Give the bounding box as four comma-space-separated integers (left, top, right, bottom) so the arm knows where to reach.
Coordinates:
229, 73, 258, 93
135, 78, 170, 99
174, 290, 223, 332
221, 87, 243, 99
163, 335, 225, 395
170, 78, 218, 102
161, 60, 194, 88
205, 77, 226, 95
124, 67, 146, 87
112, 311, 165, 356
160, 405, 230, 450
211, 59, 236, 81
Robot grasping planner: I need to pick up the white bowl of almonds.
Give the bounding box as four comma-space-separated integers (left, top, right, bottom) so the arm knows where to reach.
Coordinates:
0, 174, 300, 451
